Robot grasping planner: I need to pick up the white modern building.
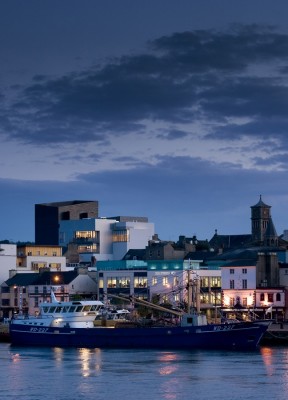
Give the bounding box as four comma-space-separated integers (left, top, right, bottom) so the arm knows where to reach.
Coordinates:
59, 217, 155, 262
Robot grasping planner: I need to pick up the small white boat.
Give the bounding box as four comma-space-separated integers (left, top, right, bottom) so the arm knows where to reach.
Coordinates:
94, 309, 131, 327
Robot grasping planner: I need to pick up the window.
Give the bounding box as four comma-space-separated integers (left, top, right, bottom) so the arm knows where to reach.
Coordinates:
79, 212, 88, 219
229, 297, 235, 307
211, 277, 221, 287
162, 294, 169, 303
200, 277, 209, 287
134, 277, 147, 288
242, 279, 247, 289
61, 211, 70, 220
173, 276, 179, 286
243, 297, 247, 307
276, 293, 281, 302
78, 244, 97, 253
173, 293, 180, 302
230, 269, 234, 274
242, 268, 247, 274
49, 263, 61, 270
75, 230, 97, 240
260, 293, 265, 301
268, 293, 274, 303
152, 277, 157, 286
112, 230, 130, 243
107, 276, 130, 289
162, 276, 168, 286
230, 280, 234, 289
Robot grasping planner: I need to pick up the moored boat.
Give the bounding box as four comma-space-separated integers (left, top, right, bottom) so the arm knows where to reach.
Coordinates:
9, 290, 270, 350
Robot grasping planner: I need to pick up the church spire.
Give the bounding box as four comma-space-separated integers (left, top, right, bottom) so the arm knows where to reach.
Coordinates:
250, 196, 271, 244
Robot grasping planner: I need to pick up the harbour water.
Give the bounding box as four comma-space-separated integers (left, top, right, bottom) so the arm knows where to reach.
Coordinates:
0, 343, 288, 400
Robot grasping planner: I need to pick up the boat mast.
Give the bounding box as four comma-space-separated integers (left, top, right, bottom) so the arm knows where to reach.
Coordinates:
187, 269, 193, 313
187, 269, 200, 314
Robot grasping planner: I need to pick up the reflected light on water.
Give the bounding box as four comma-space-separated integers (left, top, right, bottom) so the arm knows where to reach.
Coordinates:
79, 348, 91, 377
158, 352, 179, 376
53, 347, 64, 366
79, 348, 102, 377
157, 353, 180, 400
158, 352, 179, 363
260, 346, 275, 376
10, 352, 21, 363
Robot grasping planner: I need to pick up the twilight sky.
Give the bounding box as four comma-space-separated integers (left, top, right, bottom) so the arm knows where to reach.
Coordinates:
1, 0, 288, 243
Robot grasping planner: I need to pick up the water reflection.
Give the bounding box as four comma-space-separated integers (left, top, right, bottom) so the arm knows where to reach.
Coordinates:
53, 347, 64, 367
261, 346, 275, 376
157, 352, 181, 400
2, 345, 288, 400
158, 352, 179, 375
78, 348, 102, 377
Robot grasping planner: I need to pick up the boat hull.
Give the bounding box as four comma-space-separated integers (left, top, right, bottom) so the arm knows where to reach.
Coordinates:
9, 322, 268, 350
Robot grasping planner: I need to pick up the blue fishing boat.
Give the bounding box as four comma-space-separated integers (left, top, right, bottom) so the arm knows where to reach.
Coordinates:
9, 289, 269, 350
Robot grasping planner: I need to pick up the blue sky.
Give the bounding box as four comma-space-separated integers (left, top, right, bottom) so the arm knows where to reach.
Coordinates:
1, 0, 288, 242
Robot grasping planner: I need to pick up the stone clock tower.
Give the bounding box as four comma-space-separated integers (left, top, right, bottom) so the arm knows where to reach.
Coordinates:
250, 195, 271, 244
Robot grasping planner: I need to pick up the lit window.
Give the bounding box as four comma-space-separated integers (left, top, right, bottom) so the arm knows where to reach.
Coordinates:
134, 277, 147, 288
162, 276, 168, 286
112, 230, 130, 242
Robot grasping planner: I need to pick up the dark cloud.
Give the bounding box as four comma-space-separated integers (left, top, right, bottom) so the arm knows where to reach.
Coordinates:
1, 153, 288, 241
3, 24, 288, 147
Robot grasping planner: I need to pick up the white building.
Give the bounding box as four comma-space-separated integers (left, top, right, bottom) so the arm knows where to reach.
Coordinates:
59, 217, 155, 262
221, 263, 256, 308
0, 244, 17, 286
221, 260, 285, 319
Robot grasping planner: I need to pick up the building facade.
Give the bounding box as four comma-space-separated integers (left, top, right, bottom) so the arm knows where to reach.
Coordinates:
0, 269, 98, 318
0, 244, 17, 287
17, 244, 67, 272
60, 217, 154, 262
35, 200, 99, 245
